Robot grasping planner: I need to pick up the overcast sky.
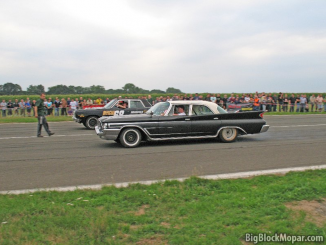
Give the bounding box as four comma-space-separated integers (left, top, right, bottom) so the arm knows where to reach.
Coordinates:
0, 0, 325, 93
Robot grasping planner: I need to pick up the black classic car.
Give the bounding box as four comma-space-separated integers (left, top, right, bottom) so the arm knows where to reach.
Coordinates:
95, 101, 269, 148
73, 99, 151, 129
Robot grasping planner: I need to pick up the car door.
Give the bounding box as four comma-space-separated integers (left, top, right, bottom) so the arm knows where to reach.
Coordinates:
158, 104, 191, 138
190, 105, 222, 136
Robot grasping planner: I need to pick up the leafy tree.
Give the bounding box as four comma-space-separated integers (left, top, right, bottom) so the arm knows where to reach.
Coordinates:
48, 85, 74, 94
1, 83, 22, 95
89, 85, 106, 94
26, 84, 45, 94
166, 87, 182, 93
150, 89, 165, 93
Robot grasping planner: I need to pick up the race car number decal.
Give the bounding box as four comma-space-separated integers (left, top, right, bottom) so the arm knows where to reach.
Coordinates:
103, 111, 115, 116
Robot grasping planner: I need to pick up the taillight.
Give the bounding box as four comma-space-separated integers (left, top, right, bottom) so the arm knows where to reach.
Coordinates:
259, 112, 264, 118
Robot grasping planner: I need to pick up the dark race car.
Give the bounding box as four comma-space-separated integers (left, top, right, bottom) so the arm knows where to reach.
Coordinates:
227, 103, 253, 113
73, 99, 151, 129
95, 101, 269, 148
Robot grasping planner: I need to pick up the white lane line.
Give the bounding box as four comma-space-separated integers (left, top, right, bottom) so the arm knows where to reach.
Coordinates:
1, 164, 326, 195
0, 121, 74, 125
0, 124, 325, 140
272, 124, 326, 128
0, 134, 93, 140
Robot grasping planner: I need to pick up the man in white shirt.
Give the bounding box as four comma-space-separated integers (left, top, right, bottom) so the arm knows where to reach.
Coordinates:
174, 106, 186, 115
70, 99, 78, 112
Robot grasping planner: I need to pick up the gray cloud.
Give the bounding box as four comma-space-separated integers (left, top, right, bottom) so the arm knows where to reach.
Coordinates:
0, 0, 325, 93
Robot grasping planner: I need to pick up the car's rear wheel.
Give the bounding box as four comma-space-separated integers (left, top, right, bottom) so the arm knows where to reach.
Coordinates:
85, 116, 98, 130
219, 128, 238, 143
119, 128, 142, 148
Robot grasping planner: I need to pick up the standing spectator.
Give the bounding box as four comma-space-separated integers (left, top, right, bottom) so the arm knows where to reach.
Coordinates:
183, 94, 189, 100
198, 95, 203, 100
34, 93, 54, 137
309, 94, 316, 112
1, 100, 7, 117
19, 99, 26, 117
25, 99, 32, 117
104, 98, 110, 105
189, 94, 194, 100
324, 95, 326, 112
260, 94, 267, 111
43, 98, 48, 115
272, 94, 278, 112
205, 94, 211, 101
7, 99, 13, 116
210, 94, 216, 103
216, 94, 221, 105
54, 97, 61, 116
81, 99, 87, 108
95, 97, 103, 105
61, 98, 67, 116
299, 94, 307, 112
288, 94, 296, 112
283, 94, 289, 112
266, 96, 273, 112
235, 94, 241, 104
244, 94, 250, 103
47, 98, 53, 116
147, 95, 153, 105
31, 100, 36, 116
253, 95, 260, 111
166, 96, 172, 101
193, 93, 199, 100
315, 94, 323, 112
13, 99, 19, 115
67, 97, 71, 107
70, 99, 77, 113
86, 98, 93, 105
277, 93, 283, 112
222, 94, 228, 109
78, 97, 83, 109
295, 94, 301, 112
228, 94, 235, 104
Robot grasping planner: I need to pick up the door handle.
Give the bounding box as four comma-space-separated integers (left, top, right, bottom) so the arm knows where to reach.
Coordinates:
214, 117, 219, 120
185, 118, 190, 121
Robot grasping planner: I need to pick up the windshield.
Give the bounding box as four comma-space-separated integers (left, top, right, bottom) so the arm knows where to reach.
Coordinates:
146, 102, 170, 116
216, 104, 227, 114
104, 99, 117, 109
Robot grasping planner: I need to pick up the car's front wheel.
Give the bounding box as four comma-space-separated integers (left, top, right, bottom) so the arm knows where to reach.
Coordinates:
119, 128, 142, 148
219, 128, 238, 143
85, 116, 98, 130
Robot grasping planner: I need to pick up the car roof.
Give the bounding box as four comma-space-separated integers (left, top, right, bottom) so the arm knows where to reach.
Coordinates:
165, 100, 220, 113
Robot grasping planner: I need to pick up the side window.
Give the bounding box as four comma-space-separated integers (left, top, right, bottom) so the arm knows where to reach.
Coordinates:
192, 105, 214, 115
168, 105, 190, 116
129, 101, 144, 108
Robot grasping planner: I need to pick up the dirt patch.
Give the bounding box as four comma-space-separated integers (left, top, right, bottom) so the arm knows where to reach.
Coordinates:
160, 222, 170, 228
136, 235, 167, 245
285, 198, 326, 227
135, 205, 150, 216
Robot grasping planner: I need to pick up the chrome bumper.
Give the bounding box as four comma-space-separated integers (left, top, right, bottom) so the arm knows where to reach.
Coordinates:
260, 125, 269, 133
72, 116, 82, 123
95, 126, 120, 140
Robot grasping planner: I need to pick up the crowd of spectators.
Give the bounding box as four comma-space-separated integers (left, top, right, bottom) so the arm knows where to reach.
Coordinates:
1, 92, 326, 117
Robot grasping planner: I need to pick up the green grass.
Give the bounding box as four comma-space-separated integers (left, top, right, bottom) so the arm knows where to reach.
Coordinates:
0, 116, 73, 123
1, 170, 326, 244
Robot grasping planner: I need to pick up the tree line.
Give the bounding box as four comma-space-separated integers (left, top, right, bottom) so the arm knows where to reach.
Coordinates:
0, 83, 182, 95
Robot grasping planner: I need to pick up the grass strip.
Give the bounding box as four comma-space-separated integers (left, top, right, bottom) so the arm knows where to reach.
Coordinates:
1, 170, 326, 244
0, 116, 73, 124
